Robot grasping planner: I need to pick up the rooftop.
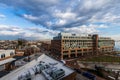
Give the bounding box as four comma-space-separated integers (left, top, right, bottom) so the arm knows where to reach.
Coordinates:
0, 58, 16, 65
0, 50, 15, 53
0, 54, 74, 80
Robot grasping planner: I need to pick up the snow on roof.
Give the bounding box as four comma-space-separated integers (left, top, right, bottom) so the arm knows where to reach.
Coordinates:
0, 54, 74, 80
0, 58, 16, 65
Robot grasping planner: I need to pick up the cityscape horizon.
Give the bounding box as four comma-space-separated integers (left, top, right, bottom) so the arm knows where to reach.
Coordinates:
0, 0, 120, 80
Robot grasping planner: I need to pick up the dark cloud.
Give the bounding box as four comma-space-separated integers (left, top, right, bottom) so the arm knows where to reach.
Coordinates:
0, 0, 120, 31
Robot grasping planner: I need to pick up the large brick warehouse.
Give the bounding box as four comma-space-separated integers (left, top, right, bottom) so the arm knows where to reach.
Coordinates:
51, 33, 115, 60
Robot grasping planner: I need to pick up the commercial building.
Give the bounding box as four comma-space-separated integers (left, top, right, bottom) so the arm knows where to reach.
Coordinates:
51, 33, 115, 59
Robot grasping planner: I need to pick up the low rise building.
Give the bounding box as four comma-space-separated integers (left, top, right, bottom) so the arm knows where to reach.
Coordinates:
0, 50, 16, 71
0, 40, 17, 49
15, 49, 25, 56
0, 50, 15, 60
1, 54, 76, 80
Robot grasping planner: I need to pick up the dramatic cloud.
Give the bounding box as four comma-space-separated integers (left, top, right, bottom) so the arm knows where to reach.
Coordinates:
0, 0, 120, 40
0, 24, 110, 40
0, 24, 59, 40
0, 0, 120, 29
63, 24, 108, 34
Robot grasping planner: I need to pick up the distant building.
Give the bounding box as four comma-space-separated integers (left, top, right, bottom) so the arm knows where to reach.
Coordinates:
51, 32, 115, 59
41, 41, 51, 51
1, 54, 76, 80
0, 50, 15, 60
24, 46, 40, 56
0, 50, 16, 71
15, 49, 25, 56
0, 40, 17, 49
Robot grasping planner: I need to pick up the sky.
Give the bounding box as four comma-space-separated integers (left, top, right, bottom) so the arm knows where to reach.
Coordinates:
0, 0, 120, 40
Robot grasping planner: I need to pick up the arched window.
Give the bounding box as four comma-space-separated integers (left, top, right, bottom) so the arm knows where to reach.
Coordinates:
1, 54, 5, 58
10, 52, 14, 56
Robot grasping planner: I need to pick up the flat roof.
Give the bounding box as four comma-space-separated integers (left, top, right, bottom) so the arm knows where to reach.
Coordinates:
0, 54, 74, 80
0, 58, 16, 65
0, 50, 14, 52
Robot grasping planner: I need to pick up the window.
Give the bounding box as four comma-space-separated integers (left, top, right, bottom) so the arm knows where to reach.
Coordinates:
10, 52, 14, 56
1, 54, 5, 58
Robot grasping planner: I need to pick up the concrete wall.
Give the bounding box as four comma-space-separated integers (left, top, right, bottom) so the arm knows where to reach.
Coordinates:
0, 50, 15, 60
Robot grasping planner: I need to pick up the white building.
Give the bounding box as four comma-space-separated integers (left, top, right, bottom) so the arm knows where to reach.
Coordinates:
0, 50, 15, 59
0, 50, 16, 71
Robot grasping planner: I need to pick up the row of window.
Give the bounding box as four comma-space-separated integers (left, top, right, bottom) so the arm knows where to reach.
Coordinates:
63, 42, 93, 45
63, 49, 113, 53
63, 36, 92, 39
63, 50, 92, 53
99, 37, 111, 40
0, 52, 14, 59
63, 40, 93, 42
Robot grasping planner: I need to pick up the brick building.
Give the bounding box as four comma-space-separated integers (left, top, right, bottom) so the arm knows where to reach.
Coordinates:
41, 41, 51, 51
51, 33, 115, 59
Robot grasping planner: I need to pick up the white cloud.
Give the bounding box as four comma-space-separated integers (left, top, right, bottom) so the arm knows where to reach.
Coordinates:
0, 24, 60, 40
23, 14, 38, 20
89, 12, 120, 23
88, 24, 108, 28
0, 31, 20, 36
82, 0, 110, 10
0, 0, 120, 40
55, 11, 76, 19
1, 0, 118, 29
108, 34, 120, 41
0, 14, 6, 19
63, 24, 108, 34
103, 13, 120, 22
56, 19, 66, 26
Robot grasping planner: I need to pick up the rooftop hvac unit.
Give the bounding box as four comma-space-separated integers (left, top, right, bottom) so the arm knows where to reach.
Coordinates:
18, 71, 31, 80
50, 69, 65, 80
49, 62, 58, 66
32, 66, 40, 75
37, 62, 46, 73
